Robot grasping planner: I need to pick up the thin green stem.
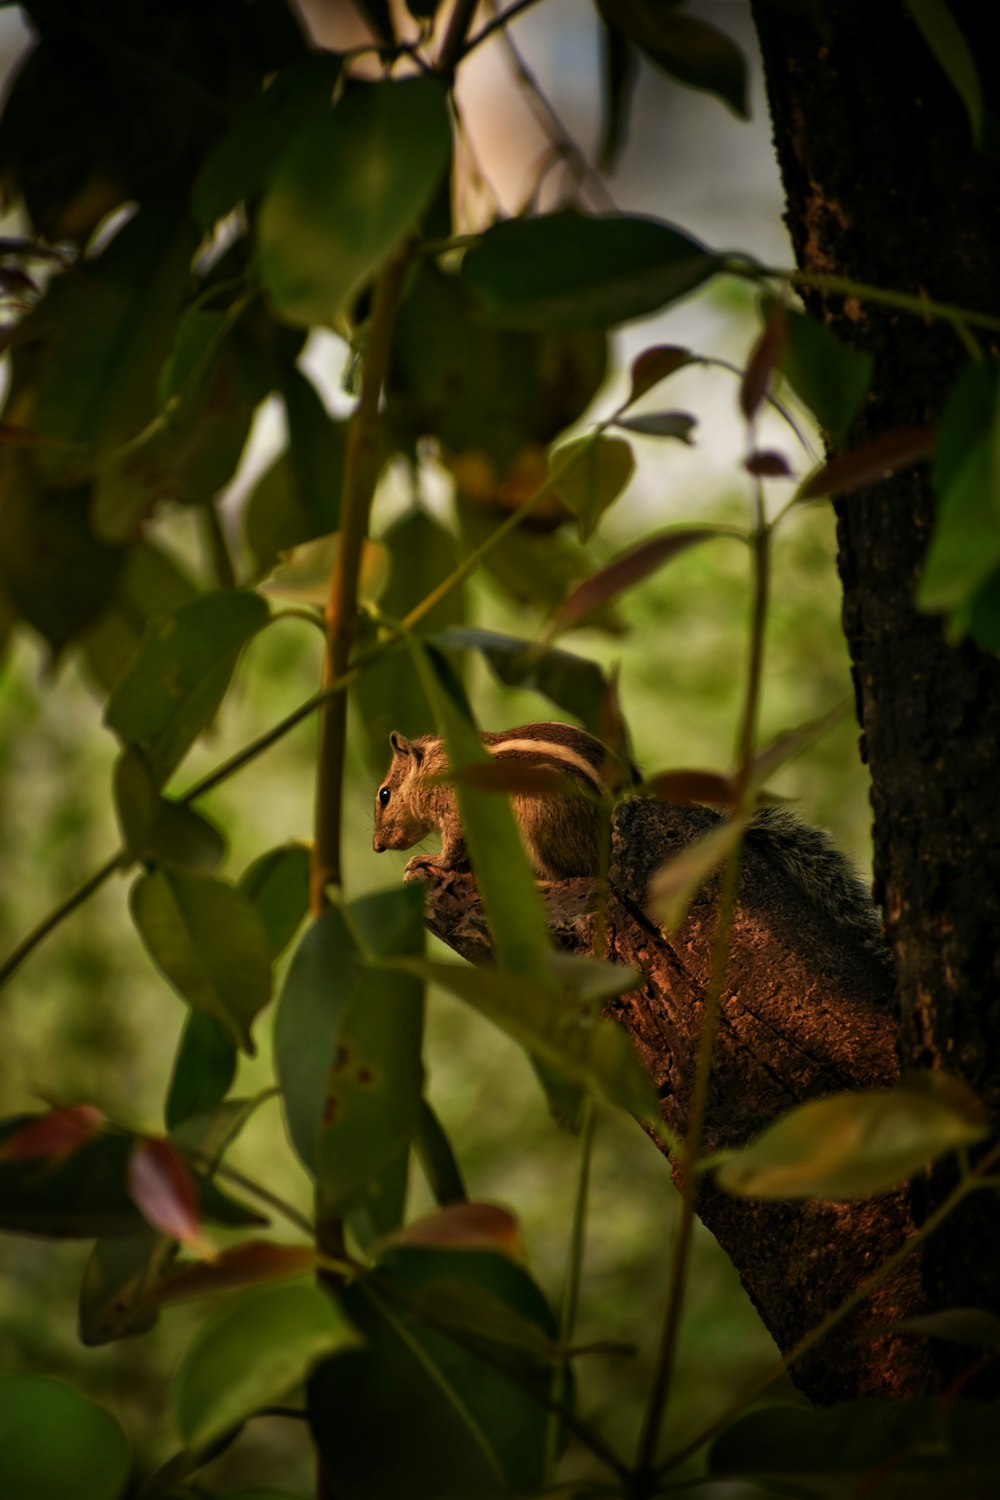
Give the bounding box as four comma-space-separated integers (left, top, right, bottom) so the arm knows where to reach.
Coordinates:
633, 475, 772, 1490
0, 851, 123, 989
733, 258, 1000, 336
656, 1138, 1000, 1479
438, 0, 482, 73
546, 1094, 596, 1473
201, 499, 236, 591
208, 1159, 316, 1238
312, 253, 409, 914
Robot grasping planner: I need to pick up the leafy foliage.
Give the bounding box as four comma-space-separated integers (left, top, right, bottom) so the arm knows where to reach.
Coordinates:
1, 2, 998, 1497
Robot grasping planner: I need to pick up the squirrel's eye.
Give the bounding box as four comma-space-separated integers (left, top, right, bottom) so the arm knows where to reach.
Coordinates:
378, 786, 391, 808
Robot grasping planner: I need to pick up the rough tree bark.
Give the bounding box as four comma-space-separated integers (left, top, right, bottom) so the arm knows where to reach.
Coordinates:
750, 0, 1000, 1379
412, 799, 932, 1403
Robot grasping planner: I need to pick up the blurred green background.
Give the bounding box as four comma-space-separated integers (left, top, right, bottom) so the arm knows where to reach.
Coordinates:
0, 2, 873, 1490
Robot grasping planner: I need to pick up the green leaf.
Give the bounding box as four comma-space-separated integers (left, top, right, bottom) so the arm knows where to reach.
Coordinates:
105, 589, 270, 783
894, 1307, 1000, 1348
0, 465, 126, 658
0, 1374, 130, 1500
434, 627, 610, 736
906, 0, 983, 144
173, 1282, 361, 1454
599, 0, 749, 119
413, 643, 554, 976
384, 258, 608, 475
920, 361, 1000, 616
462, 211, 720, 331
114, 749, 226, 873
258, 76, 451, 326
79, 1229, 174, 1347
710, 1397, 1000, 1482
26, 202, 196, 482
315, 888, 426, 1218
395, 958, 654, 1121
192, 51, 345, 229
967, 563, 1000, 652
355, 509, 465, 768
0, 1118, 264, 1238
773, 303, 873, 450
165, 1012, 238, 1132
131, 870, 273, 1053
80, 537, 197, 697
274, 906, 358, 1176
308, 1248, 556, 1498
549, 434, 635, 541
715, 1082, 988, 1200
239, 842, 312, 961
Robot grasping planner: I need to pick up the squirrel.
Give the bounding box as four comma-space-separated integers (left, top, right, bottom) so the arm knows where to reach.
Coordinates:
373, 720, 888, 959
373, 721, 632, 880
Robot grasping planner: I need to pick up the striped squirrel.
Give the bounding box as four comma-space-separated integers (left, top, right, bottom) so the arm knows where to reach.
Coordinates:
373, 721, 887, 956
373, 721, 631, 880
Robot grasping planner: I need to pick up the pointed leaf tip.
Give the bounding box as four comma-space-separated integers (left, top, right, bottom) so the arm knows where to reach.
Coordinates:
128, 1138, 215, 1258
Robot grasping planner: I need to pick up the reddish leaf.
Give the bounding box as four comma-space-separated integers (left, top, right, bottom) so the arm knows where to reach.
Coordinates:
377, 1202, 523, 1257
629, 344, 692, 403
745, 449, 794, 478
644, 769, 735, 807
796, 425, 936, 501
554, 527, 721, 631
436, 762, 578, 797
740, 303, 786, 421
128, 1137, 215, 1258
0, 1105, 105, 1164
0, 424, 53, 447
748, 701, 849, 789
152, 1239, 318, 1304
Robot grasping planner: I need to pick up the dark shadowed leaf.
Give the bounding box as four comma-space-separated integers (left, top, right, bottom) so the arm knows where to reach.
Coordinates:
79, 1230, 174, 1346
258, 77, 450, 326
649, 816, 747, 931
173, 1282, 361, 1454
740, 303, 785, 421
434, 627, 610, 735
378, 1203, 522, 1257
80, 537, 196, 697
599, 0, 749, 119
715, 1082, 988, 1199
0, 1374, 131, 1500
462, 211, 720, 331
114, 748, 226, 873
893, 1307, 1000, 1348
0, 1105, 104, 1164
613, 410, 697, 441
105, 590, 270, 783
316, 888, 425, 1219
309, 1247, 555, 1499
597, 10, 638, 172
239, 842, 312, 961
906, 0, 983, 144
920, 361, 1000, 614
795, 426, 935, 501
193, 51, 344, 228
775, 303, 873, 450
0, 1118, 263, 1238
549, 434, 635, 541
127, 1137, 214, 1257
165, 1013, 237, 1132
394, 958, 653, 1121
553, 526, 729, 631
628, 344, 693, 402
153, 1240, 318, 1305
130, 870, 273, 1052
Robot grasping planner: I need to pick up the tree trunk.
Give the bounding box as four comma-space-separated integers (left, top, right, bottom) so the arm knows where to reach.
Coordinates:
413, 799, 933, 1402
751, 0, 1000, 1379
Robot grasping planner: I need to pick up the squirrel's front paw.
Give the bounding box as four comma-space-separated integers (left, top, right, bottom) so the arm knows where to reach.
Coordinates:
403, 854, 445, 881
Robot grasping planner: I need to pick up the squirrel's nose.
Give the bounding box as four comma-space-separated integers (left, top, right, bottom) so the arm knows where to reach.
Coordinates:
373, 836, 385, 852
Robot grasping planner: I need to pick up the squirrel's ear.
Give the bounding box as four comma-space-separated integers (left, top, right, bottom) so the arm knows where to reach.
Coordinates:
389, 731, 411, 757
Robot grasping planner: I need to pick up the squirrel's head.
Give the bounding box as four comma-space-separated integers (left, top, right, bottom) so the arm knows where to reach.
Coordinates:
372, 731, 435, 853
